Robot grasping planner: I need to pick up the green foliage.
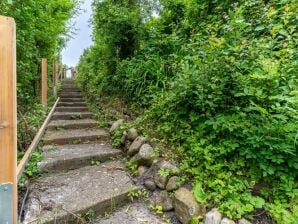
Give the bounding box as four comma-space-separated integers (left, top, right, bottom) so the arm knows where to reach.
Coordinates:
128, 185, 149, 201
17, 102, 47, 151
77, 0, 298, 222
84, 209, 95, 224
0, 0, 78, 105
193, 183, 207, 204
125, 159, 138, 177
1, 0, 78, 155
18, 150, 43, 186
24, 151, 42, 178
158, 167, 170, 178
91, 160, 101, 166
148, 204, 172, 223
149, 204, 163, 215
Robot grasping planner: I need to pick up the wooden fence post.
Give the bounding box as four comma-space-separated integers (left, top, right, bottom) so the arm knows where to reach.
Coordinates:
41, 58, 47, 106
53, 60, 58, 95
61, 66, 65, 80
0, 15, 17, 223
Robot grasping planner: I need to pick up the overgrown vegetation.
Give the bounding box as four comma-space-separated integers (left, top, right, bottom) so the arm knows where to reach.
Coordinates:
77, 0, 298, 222
0, 0, 78, 151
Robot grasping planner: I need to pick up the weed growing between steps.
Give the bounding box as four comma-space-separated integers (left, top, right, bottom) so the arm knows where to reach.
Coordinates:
127, 186, 173, 224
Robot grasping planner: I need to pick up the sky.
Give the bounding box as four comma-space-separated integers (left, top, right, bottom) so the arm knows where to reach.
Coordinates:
62, 0, 93, 68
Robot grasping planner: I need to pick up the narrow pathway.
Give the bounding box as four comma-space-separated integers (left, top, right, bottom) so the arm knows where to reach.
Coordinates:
23, 80, 166, 223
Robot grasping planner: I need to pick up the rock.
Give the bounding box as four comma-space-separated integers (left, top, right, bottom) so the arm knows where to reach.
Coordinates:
205, 208, 222, 224
127, 128, 138, 141
174, 187, 206, 224
221, 218, 235, 224
154, 191, 173, 211
132, 144, 154, 166
166, 176, 181, 191
120, 131, 127, 145
109, 119, 123, 132
124, 114, 131, 121
138, 166, 148, 176
144, 178, 156, 191
238, 219, 252, 224
128, 136, 146, 156
124, 140, 131, 152
154, 160, 180, 189
157, 160, 180, 176
154, 172, 168, 190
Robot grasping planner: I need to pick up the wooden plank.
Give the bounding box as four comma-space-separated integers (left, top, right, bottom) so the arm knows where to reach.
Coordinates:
41, 58, 47, 105
0, 15, 17, 223
17, 97, 60, 181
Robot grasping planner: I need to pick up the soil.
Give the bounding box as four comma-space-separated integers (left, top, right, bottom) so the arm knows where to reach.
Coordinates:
252, 209, 275, 224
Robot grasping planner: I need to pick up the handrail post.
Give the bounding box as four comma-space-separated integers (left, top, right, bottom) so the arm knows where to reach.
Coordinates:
0, 15, 17, 223
41, 58, 47, 106
53, 60, 58, 96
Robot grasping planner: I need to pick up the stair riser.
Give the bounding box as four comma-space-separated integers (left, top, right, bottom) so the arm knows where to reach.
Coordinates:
61, 86, 77, 88
60, 87, 79, 90
59, 90, 81, 93
59, 92, 81, 95
38, 153, 120, 173
57, 102, 86, 107
51, 113, 93, 120
59, 98, 85, 102
47, 122, 98, 130
43, 135, 108, 145
59, 94, 82, 98
35, 193, 130, 224
55, 107, 89, 112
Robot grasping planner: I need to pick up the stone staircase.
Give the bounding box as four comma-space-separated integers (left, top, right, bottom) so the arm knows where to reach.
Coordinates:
23, 80, 134, 223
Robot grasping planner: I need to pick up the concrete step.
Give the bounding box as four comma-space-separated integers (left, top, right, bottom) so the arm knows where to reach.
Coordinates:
60, 95, 83, 99
59, 88, 80, 91
47, 119, 98, 130
55, 107, 89, 112
60, 86, 79, 90
59, 97, 85, 102
59, 91, 81, 94
57, 102, 86, 107
59, 90, 81, 93
61, 85, 77, 89
24, 161, 134, 224
51, 112, 93, 120
43, 128, 109, 145
39, 144, 122, 172
95, 201, 169, 224
59, 93, 82, 98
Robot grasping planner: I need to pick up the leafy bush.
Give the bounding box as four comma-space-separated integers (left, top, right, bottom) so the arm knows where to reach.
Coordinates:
77, 0, 298, 222
0, 0, 78, 105
1, 0, 78, 154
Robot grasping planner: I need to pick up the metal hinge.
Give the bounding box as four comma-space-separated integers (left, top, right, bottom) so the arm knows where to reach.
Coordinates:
0, 183, 13, 224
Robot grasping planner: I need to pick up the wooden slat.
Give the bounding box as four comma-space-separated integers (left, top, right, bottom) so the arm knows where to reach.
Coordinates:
17, 97, 60, 181
41, 58, 47, 105
0, 15, 17, 222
